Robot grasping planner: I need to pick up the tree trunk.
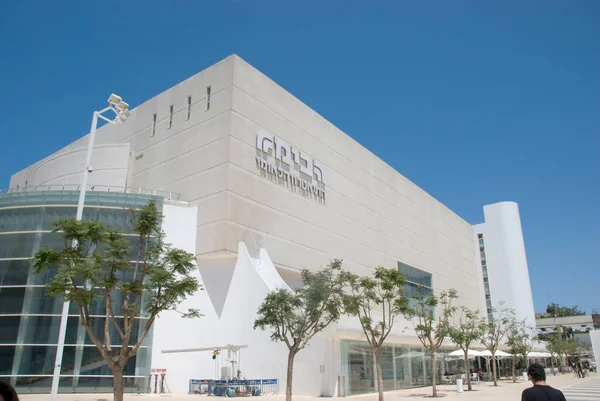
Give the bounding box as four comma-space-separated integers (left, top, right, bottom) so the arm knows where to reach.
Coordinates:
558, 354, 564, 374
492, 354, 498, 386
374, 348, 384, 401
463, 350, 471, 391
511, 356, 516, 383
431, 351, 437, 397
550, 355, 556, 376
113, 366, 125, 401
286, 350, 296, 401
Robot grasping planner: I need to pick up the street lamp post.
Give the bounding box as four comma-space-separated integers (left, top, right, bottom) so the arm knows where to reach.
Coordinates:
50, 94, 130, 401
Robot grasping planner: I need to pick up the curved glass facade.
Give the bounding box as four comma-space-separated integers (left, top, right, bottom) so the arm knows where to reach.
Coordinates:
0, 191, 162, 393
341, 340, 455, 395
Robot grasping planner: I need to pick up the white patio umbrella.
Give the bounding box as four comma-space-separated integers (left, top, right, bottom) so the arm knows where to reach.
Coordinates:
479, 349, 511, 358
528, 351, 551, 358
448, 349, 484, 358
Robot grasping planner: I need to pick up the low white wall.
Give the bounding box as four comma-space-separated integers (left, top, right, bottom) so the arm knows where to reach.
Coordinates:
590, 330, 600, 365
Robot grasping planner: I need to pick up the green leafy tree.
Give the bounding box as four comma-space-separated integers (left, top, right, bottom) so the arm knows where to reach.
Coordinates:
520, 325, 537, 368
406, 288, 457, 398
506, 318, 534, 383
448, 307, 487, 391
564, 337, 580, 363
32, 202, 200, 401
254, 260, 346, 401
481, 303, 514, 386
545, 303, 585, 318
546, 331, 563, 375
545, 325, 578, 374
342, 267, 410, 401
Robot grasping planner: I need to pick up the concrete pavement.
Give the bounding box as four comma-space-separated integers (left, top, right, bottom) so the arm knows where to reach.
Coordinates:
561, 378, 600, 401
17, 373, 598, 401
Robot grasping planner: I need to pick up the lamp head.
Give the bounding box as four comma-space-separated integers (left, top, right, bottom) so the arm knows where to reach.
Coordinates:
108, 93, 123, 106
116, 101, 129, 112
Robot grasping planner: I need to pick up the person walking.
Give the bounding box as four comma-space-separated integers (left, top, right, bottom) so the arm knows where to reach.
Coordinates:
577, 361, 585, 378
521, 363, 566, 401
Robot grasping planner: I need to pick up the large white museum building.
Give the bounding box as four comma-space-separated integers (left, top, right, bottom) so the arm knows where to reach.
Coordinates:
0, 55, 536, 396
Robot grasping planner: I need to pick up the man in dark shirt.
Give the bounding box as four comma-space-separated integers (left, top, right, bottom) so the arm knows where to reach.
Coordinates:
521, 363, 566, 401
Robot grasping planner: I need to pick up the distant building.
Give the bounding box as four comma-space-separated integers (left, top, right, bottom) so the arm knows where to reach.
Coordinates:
536, 314, 599, 348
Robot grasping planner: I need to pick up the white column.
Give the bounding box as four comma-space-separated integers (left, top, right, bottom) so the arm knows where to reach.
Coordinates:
50, 110, 99, 401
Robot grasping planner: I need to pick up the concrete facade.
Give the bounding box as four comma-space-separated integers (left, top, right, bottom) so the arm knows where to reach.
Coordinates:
11, 55, 482, 310
8, 55, 537, 395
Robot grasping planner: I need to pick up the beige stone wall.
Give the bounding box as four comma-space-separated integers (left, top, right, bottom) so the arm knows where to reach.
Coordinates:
226, 56, 480, 310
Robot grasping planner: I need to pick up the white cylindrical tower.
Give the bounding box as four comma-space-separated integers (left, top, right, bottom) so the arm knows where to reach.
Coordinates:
477, 202, 536, 326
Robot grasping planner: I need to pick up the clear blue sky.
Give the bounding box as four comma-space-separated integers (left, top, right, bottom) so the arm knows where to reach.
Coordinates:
1, 1, 598, 314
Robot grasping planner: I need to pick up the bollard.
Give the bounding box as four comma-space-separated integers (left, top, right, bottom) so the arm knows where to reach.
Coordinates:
456, 378, 464, 393
523, 372, 528, 382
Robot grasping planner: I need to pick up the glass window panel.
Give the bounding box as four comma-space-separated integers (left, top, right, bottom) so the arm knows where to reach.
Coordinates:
16, 345, 57, 375
403, 282, 432, 298
96, 237, 143, 261
0, 191, 162, 392
0, 345, 16, 375
0, 316, 21, 344
0, 287, 26, 314
73, 346, 138, 376
80, 317, 149, 346
0, 191, 161, 209
341, 341, 457, 394
342, 340, 375, 395
0, 232, 64, 259
409, 347, 426, 386
397, 262, 432, 288
17, 315, 71, 345
59, 346, 108, 375
0, 259, 30, 285
67, 285, 144, 317
0, 222, 140, 259
380, 345, 395, 391
394, 346, 412, 389
11, 372, 147, 392
62, 310, 151, 347
0, 194, 162, 232
9, 287, 65, 315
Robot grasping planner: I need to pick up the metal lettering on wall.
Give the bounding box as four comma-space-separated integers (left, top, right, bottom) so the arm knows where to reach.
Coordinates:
255, 129, 325, 201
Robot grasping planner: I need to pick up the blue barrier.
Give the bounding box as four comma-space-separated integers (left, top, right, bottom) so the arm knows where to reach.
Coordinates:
188, 379, 279, 396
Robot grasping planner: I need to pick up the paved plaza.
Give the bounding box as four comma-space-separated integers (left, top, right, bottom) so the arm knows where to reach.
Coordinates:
17, 373, 598, 401
561, 378, 600, 401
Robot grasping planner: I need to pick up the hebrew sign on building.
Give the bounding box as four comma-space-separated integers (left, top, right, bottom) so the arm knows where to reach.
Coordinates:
255, 129, 325, 200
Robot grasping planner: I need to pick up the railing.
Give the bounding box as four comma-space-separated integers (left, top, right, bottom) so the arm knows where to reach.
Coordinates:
0, 185, 180, 201
188, 379, 279, 397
